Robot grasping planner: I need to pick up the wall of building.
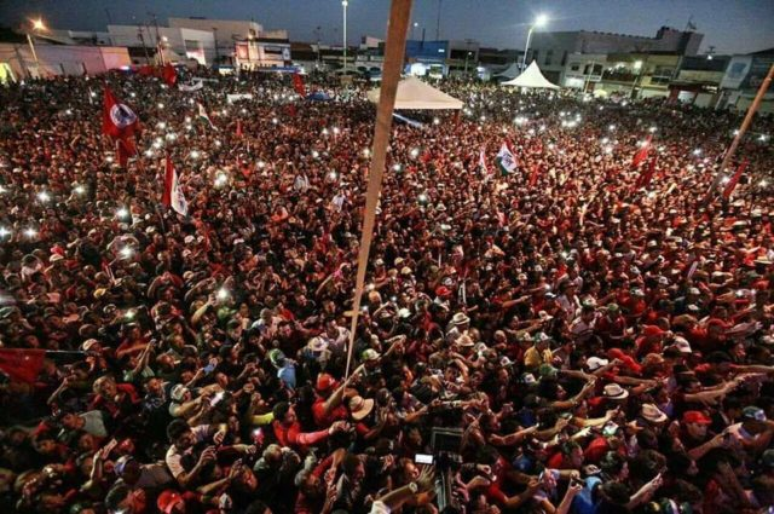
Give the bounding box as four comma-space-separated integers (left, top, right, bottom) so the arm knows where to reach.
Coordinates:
168, 18, 261, 46
0, 43, 131, 79
107, 25, 215, 65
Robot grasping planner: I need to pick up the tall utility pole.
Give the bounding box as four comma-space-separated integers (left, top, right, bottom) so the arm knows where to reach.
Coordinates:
149, 12, 164, 65
138, 27, 150, 62
315, 26, 322, 66
436, 0, 442, 40
342, 0, 349, 72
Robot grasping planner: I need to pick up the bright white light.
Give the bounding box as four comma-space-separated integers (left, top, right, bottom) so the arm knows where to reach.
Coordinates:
363, 148, 371, 157
120, 247, 134, 259
90, 91, 97, 98
24, 228, 38, 238
157, 122, 167, 129
433, 117, 440, 125
721, 176, 730, 185
157, 103, 165, 109
327, 171, 337, 181
604, 146, 613, 154
144, 150, 154, 157
105, 156, 114, 163
190, 150, 201, 160
222, 109, 228, 116
322, 128, 329, 136
125, 310, 135, 320
214, 140, 222, 147
65, 109, 72, 115
74, 185, 85, 195
185, 124, 193, 131
0, 185, 6, 194
312, 150, 320, 158
418, 193, 428, 203
633, 60, 643, 70
217, 288, 229, 300
257, 161, 266, 169
693, 149, 702, 156
760, 180, 769, 187
272, 118, 279, 125
215, 173, 228, 187
608, 124, 616, 131
760, 134, 769, 142
116, 207, 130, 219
0, 227, 10, 238
37, 191, 51, 203
649, 126, 657, 133
185, 116, 192, 123
534, 14, 549, 27
601, 137, 609, 144
393, 164, 402, 172
130, 92, 136, 98
410, 148, 420, 159
165, 133, 177, 141
333, 127, 340, 135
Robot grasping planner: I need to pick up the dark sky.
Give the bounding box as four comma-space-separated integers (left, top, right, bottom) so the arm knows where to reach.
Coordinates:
3, 0, 774, 54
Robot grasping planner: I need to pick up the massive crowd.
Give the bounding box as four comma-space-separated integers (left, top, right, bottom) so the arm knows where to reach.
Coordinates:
0, 66, 773, 514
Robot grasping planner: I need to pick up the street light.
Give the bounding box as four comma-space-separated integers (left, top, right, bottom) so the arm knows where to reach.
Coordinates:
27, 18, 46, 78
412, 22, 419, 40
522, 14, 548, 71
342, 0, 349, 73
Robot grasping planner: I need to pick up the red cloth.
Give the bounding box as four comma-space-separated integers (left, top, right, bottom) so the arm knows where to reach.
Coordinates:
103, 86, 139, 140
0, 349, 46, 383
292, 73, 306, 96
632, 134, 652, 168
162, 64, 177, 87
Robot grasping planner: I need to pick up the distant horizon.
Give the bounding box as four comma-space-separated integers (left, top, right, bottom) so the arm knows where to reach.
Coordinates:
2, 0, 773, 55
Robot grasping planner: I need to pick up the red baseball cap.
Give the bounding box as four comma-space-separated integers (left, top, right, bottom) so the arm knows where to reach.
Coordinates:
315, 373, 339, 393
642, 325, 665, 338
683, 410, 712, 425
157, 490, 184, 514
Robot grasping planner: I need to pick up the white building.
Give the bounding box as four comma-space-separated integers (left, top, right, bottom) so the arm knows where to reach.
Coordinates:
107, 25, 215, 65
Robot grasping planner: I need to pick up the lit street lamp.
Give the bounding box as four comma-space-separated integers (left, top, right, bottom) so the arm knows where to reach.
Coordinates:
342, 0, 349, 73
27, 18, 46, 78
522, 14, 547, 71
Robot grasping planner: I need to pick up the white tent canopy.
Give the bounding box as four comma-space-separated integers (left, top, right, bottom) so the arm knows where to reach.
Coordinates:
494, 62, 522, 80
367, 77, 463, 110
502, 61, 560, 89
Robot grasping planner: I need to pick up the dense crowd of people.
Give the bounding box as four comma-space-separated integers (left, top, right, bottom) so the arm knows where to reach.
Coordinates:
0, 65, 773, 514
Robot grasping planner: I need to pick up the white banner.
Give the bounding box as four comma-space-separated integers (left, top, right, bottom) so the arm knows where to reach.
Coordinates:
226, 93, 254, 104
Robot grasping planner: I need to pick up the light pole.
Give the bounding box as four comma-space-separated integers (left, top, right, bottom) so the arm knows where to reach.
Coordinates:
27, 18, 46, 78
212, 27, 219, 65
412, 22, 419, 40
630, 59, 643, 99
522, 14, 547, 71
342, 0, 348, 73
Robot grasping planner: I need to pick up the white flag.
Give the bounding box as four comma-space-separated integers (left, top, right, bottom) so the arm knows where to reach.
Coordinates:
495, 143, 517, 175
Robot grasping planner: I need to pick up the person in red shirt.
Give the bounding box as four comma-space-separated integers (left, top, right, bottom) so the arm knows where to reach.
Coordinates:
272, 402, 347, 451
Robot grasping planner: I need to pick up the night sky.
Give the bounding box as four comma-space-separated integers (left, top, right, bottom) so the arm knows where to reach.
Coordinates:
3, 0, 773, 55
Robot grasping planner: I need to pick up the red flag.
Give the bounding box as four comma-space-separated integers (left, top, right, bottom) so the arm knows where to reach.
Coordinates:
632, 134, 653, 168
292, 73, 306, 96
0, 349, 46, 383
236, 119, 243, 137
138, 65, 155, 77
116, 139, 137, 168
722, 159, 749, 199
103, 86, 139, 140
163, 156, 188, 215
162, 63, 177, 87
636, 155, 658, 189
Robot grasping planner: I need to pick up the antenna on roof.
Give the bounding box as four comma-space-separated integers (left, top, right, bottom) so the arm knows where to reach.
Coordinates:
685, 15, 697, 32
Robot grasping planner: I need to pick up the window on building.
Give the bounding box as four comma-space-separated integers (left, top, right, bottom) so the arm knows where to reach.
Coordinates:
531, 50, 539, 63
571, 64, 580, 72
545, 50, 553, 66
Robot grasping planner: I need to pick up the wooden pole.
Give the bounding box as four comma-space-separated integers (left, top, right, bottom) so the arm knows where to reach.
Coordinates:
345, 0, 413, 378
707, 63, 774, 199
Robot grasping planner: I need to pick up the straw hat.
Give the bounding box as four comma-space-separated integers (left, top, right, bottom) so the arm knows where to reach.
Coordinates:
349, 395, 375, 421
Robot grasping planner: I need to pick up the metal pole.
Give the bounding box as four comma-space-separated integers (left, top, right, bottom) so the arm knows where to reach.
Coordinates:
522, 25, 533, 71
213, 27, 219, 65
436, 0, 442, 40
342, 1, 348, 72
707, 63, 774, 198
345, 0, 413, 378
26, 33, 40, 75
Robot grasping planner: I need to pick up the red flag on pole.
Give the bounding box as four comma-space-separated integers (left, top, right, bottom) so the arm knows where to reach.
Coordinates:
722, 159, 749, 199
0, 349, 46, 383
236, 119, 243, 137
632, 134, 653, 168
292, 73, 306, 96
103, 85, 140, 167
162, 156, 188, 215
103, 86, 139, 140
636, 155, 658, 189
162, 63, 177, 87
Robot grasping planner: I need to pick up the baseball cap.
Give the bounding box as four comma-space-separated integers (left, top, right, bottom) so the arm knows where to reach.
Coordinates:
315, 373, 339, 393
682, 411, 711, 425
742, 406, 766, 422
586, 356, 609, 371
157, 490, 184, 514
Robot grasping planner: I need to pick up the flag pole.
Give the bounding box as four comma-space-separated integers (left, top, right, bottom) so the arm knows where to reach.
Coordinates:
706, 63, 774, 200
344, 0, 413, 379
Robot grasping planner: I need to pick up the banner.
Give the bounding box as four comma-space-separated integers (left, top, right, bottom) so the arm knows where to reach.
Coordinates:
179, 80, 204, 92
227, 93, 254, 104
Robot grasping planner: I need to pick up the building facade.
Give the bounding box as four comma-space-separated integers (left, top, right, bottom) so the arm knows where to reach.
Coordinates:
717, 49, 774, 114
0, 42, 130, 80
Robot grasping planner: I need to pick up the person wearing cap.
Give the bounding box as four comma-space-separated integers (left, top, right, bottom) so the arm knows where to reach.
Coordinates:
156, 489, 186, 513
523, 332, 553, 371
723, 406, 774, 454
445, 312, 470, 345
